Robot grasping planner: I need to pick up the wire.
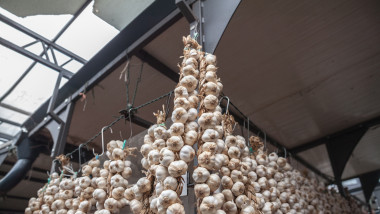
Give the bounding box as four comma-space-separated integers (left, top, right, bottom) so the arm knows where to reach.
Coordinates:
131, 62, 144, 107
64, 90, 174, 158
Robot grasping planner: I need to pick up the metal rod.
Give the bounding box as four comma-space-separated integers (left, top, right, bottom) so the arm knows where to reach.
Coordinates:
0, 117, 22, 127
0, 13, 86, 64
0, 103, 31, 116
0, 37, 73, 79
21, 40, 39, 48
60, 58, 73, 67
41, 42, 50, 61
51, 0, 92, 43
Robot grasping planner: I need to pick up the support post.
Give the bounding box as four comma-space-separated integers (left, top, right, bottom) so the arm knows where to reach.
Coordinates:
325, 127, 367, 196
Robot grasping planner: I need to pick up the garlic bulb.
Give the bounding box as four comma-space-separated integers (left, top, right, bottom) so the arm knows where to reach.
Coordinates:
222, 189, 234, 202
235, 195, 250, 209
195, 184, 210, 198
198, 151, 216, 170
187, 108, 198, 121
223, 201, 237, 214
154, 126, 167, 140
179, 145, 195, 162
202, 129, 219, 142
179, 75, 198, 92
141, 144, 153, 157
198, 113, 217, 129
225, 136, 237, 148
163, 176, 178, 191
221, 176, 233, 189
167, 136, 184, 152
201, 142, 218, 154
174, 86, 189, 99
203, 94, 218, 110
112, 148, 125, 160
130, 199, 142, 214
158, 190, 178, 208
203, 82, 219, 96
167, 203, 185, 214
182, 65, 199, 77
169, 123, 185, 136
124, 188, 135, 201
231, 181, 245, 196
184, 130, 198, 146
111, 174, 126, 188
185, 121, 198, 132
200, 196, 218, 214
206, 173, 221, 192
148, 149, 161, 165
228, 146, 241, 159
168, 160, 188, 177
153, 139, 166, 150
160, 148, 175, 167
155, 165, 169, 182
174, 97, 190, 110
193, 167, 210, 183
136, 177, 151, 193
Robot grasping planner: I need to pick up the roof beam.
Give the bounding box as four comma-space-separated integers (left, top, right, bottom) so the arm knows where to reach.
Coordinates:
0, 37, 74, 79
0, 13, 86, 64
135, 50, 180, 82
289, 116, 380, 154
0, 103, 31, 116
0, 118, 21, 127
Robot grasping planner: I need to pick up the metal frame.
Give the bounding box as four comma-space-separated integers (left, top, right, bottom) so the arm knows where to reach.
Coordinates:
0, 0, 89, 127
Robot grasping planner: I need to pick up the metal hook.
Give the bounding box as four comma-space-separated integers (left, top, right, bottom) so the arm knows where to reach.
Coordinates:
93, 126, 113, 158
126, 108, 134, 146
78, 144, 84, 173
284, 147, 287, 158
247, 117, 250, 141
219, 96, 230, 114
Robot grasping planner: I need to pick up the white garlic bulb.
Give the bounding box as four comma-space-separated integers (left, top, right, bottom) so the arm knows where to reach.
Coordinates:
148, 149, 161, 165
130, 199, 142, 214
198, 151, 216, 170
187, 108, 198, 121
179, 75, 198, 92
122, 166, 132, 179
155, 165, 169, 182
185, 121, 199, 132
200, 196, 218, 214
206, 173, 221, 192
221, 176, 233, 190
167, 203, 185, 214
228, 146, 241, 159
195, 184, 211, 199
168, 160, 188, 177
201, 142, 218, 154
136, 177, 152, 193
235, 195, 250, 209
188, 95, 199, 108
140, 144, 153, 157
182, 64, 199, 77
153, 139, 166, 150
205, 54, 216, 65
158, 190, 178, 208
174, 86, 189, 99
174, 97, 190, 110
203, 82, 219, 96
167, 136, 185, 152
193, 167, 210, 183
124, 187, 135, 201
160, 148, 175, 167
231, 181, 245, 196
163, 176, 178, 191
109, 160, 125, 173
169, 123, 185, 136
184, 130, 198, 146
203, 95, 218, 110
205, 71, 218, 83
154, 126, 167, 140
111, 174, 126, 188
202, 129, 219, 142
179, 145, 195, 162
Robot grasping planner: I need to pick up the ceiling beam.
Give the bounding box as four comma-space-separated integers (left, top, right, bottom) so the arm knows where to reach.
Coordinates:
289, 116, 380, 154
135, 50, 180, 82
0, 118, 21, 127
0, 103, 31, 116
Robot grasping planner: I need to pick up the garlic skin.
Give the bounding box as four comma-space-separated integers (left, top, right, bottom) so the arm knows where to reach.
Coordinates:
169, 122, 185, 137
136, 177, 152, 193
179, 145, 195, 162
163, 176, 178, 191
159, 148, 175, 167
228, 146, 241, 159
167, 136, 185, 152
206, 173, 221, 192
201, 142, 218, 154
158, 190, 178, 208
198, 151, 216, 170
154, 126, 167, 140
184, 130, 198, 146
200, 196, 219, 214
202, 129, 219, 142
155, 165, 169, 182
174, 86, 189, 99
198, 113, 217, 129
195, 184, 211, 198
187, 108, 198, 121
111, 174, 126, 188
168, 160, 188, 177
185, 121, 199, 132
124, 188, 135, 201
231, 181, 245, 196
148, 149, 161, 165
203, 94, 218, 110
223, 201, 238, 214
179, 75, 198, 93
221, 176, 234, 190
130, 199, 142, 214
174, 97, 190, 110
167, 203, 185, 214
141, 144, 153, 157
193, 167, 211, 183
